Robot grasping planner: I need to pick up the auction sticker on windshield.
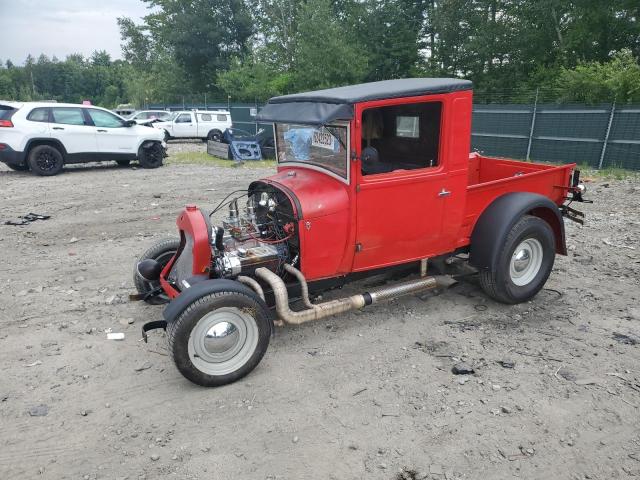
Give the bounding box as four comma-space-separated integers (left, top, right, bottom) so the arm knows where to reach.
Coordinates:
312, 129, 335, 150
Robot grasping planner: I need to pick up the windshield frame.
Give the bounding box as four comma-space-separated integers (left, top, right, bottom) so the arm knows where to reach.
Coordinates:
273, 121, 351, 185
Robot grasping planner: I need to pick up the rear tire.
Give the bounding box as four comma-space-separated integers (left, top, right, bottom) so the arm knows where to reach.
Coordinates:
6, 163, 29, 171
133, 238, 180, 305
138, 142, 164, 169
168, 291, 271, 387
27, 145, 64, 176
207, 129, 222, 142
479, 215, 555, 304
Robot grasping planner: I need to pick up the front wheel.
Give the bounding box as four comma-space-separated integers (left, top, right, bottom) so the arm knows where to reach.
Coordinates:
168, 291, 271, 387
138, 142, 164, 169
479, 215, 555, 304
133, 238, 180, 305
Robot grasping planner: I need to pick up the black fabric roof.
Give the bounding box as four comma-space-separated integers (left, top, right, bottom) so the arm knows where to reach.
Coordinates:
255, 78, 472, 125
268, 78, 472, 105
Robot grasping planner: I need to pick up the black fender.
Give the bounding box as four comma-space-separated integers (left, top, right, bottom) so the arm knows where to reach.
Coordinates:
470, 192, 566, 271
24, 138, 68, 157
162, 279, 274, 333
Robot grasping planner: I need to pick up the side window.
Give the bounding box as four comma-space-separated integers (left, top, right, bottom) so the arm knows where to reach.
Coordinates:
200, 113, 212, 121
360, 102, 442, 176
87, 109, 125, 128
216, 114, 227, 122
27, 107, 49, 123
51, 107, 87, 126
176, 114, 192, 123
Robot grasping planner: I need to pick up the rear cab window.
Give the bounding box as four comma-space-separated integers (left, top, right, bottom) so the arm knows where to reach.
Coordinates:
216, 114, 227, 122
200, 114, 212, 121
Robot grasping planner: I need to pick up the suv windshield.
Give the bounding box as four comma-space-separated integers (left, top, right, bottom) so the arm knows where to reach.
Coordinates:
275, 123, 349, 180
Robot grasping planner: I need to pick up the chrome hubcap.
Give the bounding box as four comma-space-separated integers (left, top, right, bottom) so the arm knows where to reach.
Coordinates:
188, 307, 258, 376
509, 238, 543, 286
204, 322, 240, 355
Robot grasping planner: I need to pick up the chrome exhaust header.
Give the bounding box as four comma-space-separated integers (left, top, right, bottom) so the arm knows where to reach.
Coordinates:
254, 264, 438, 325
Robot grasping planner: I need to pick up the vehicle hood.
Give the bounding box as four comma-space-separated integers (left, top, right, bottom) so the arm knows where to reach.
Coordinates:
256, 167, 350, 219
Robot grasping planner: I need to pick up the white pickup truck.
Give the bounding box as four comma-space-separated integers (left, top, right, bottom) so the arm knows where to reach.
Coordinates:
153, 110, 232, 142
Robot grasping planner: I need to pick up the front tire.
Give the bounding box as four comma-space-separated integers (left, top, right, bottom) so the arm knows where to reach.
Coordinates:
479, 215, 555, 304
133, 238, 180, 305
27, 145, 64, 176
138, 142, 164, 169
168, 291, 271, 387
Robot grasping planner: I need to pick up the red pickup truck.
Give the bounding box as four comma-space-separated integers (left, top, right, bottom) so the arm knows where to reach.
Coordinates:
133, 78, 587, 387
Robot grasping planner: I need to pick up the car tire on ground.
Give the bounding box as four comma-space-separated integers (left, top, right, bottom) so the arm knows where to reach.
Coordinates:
168, 291, 271, 387
479, 215, 555, 304
27, 144, 64, 176
138, 142, 164, 169
6, 163, 29, 171
116, 160, 131, 167
207, 129, 222, 142
133, 238, 180, 305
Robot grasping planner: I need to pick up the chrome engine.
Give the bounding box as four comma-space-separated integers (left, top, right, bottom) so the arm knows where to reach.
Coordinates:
212, 191, 293, 278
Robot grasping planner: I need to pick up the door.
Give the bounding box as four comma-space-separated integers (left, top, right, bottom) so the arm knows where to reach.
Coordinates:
86, 108, 138, 154
172, 112, 196, 137
49, 107, 97, 154
353, 100, 448, 271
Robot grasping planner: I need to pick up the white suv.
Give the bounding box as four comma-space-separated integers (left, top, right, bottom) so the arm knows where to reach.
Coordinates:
153, 110, 232, 142
0, 101, 166, 176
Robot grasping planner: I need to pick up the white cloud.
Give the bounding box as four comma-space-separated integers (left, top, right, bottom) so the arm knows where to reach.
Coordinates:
0, 0, 150, 63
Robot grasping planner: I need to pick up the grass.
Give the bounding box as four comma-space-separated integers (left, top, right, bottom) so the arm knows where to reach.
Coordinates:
577, 163, 639, 180
167, 151, 277, 169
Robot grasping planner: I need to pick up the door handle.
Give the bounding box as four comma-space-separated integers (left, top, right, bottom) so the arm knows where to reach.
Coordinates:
438, 188, 451, 197
52, 127, 64, 130
97, 129, 107, 132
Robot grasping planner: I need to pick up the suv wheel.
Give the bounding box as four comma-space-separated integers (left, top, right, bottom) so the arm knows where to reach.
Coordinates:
138, 142, 164, 169
7, 163, 29, 171
28, 145, 64, 176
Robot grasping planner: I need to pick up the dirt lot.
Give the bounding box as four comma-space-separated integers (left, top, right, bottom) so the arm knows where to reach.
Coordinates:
1, 143, 639, 480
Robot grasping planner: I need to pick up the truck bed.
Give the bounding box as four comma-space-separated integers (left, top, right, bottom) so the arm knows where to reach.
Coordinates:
459, 153, 574, 241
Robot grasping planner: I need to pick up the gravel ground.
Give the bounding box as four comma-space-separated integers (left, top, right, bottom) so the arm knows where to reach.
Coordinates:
1, 143, 639, 480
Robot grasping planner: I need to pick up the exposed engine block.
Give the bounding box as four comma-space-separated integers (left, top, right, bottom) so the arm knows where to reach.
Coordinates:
211, 189, 294, 278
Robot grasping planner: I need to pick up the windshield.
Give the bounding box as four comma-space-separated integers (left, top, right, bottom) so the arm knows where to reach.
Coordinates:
275, 123, 349, 180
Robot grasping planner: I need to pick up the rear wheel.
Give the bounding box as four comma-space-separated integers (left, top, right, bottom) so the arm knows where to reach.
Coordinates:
479, 215, 555, 304
6, 163, 29, 171
27, 145, 64, 176
207, 129, 222, 142
133, 238, 180, 305
138, 142, 164, 169
168, 291, 271, 387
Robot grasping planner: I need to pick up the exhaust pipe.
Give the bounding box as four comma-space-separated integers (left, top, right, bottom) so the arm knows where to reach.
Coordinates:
254, 264, 438, 325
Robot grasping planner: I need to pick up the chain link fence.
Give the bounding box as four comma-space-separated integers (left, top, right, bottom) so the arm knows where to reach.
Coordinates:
148, 90, 640, 170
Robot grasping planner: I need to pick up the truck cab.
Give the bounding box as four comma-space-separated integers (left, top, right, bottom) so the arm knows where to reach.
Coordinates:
134, 78, 587, 387
154, 109, 232, 141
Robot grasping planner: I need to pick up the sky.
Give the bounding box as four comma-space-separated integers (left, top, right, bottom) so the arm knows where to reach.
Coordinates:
0, 0, 150, 64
